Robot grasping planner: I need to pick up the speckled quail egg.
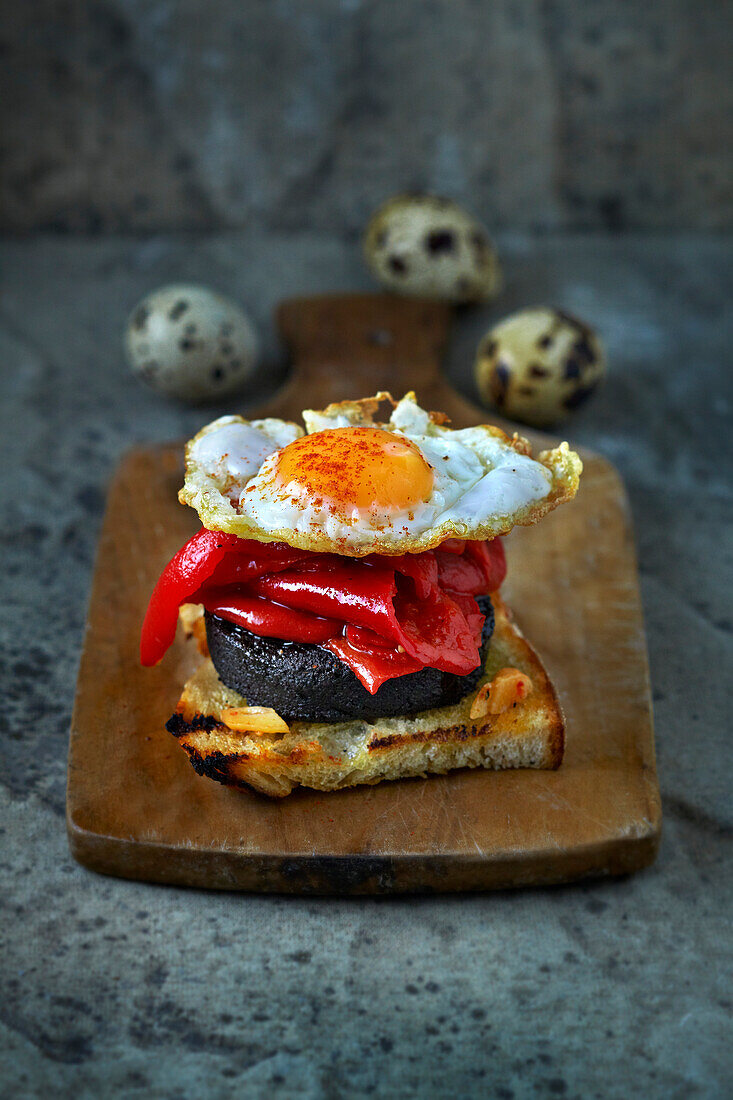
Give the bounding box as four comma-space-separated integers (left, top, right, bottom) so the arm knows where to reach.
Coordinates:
125, 284, 259, 403
475, 307, 605, 427
363, 194, 502, 304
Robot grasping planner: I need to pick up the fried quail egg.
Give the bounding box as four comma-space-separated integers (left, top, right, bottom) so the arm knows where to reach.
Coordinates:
363, 195, 502, 304
180, 393, 582, 556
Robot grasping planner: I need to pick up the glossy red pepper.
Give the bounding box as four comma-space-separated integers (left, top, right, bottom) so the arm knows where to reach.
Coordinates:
141, 528, 506, 693
344, 624, 395, 649
200, 589, 340, 644
250, 563, 401, 641
391, 587, 481, 675
449, 590, 487, 640
434, 549, 488, 595
202, 545, 308, 589
439, 538, 467, 554
141, 531, 308, 665
326, 634, 424, 693
465, 537, 506, 592
365, 551, 440, 600
140, 529, 242, 666
250, 563, 480, 676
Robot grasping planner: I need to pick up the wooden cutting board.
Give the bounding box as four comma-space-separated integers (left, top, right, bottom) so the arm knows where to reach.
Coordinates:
67, 294, 661, 893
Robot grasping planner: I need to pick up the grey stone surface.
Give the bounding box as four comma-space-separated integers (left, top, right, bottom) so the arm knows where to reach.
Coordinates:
2, 0, 731, 234
0, 232, 731, 1098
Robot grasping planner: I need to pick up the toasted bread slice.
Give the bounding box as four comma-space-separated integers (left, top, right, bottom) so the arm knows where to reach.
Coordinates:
167, 596, 564, 798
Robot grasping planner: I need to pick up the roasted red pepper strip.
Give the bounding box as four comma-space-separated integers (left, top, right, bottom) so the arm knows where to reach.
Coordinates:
251, 564, 480, 676
345, 624, 395, 649
449, 591, 487, 640
366, 551, 439, 600
141, 529, 505, 693
250, 564, 401, 641
201, 545, 309, 589
200, 589, 340, 644
434, 549, 488, 596
286, 553, 352, 574
141, 531, 308, 665
326, 635, 424, 693
391, 587, 481, 675
290, 551, 440, 602
330, 586, 483, 691
466, 538, 506, 592
140, 529, 242, 666
439, 538, 467, 554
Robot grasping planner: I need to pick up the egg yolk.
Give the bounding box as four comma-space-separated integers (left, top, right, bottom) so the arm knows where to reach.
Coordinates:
273, 427, 434, 515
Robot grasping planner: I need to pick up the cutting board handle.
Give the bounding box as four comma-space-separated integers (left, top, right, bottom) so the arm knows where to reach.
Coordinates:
275, 294, 453, 409
265, 292, 542, 443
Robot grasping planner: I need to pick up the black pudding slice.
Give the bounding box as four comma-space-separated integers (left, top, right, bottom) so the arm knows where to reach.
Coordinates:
205, 595, 495, 723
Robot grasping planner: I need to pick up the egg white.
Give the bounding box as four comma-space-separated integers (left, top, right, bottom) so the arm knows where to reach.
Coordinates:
187, 415, 302, 500
180, 393, 582, 555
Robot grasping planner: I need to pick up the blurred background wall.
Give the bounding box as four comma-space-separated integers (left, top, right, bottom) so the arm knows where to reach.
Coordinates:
2, 0, 730, 236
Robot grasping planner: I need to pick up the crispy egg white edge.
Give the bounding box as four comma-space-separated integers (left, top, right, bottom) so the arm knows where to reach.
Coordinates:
179, 395, 583, 554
